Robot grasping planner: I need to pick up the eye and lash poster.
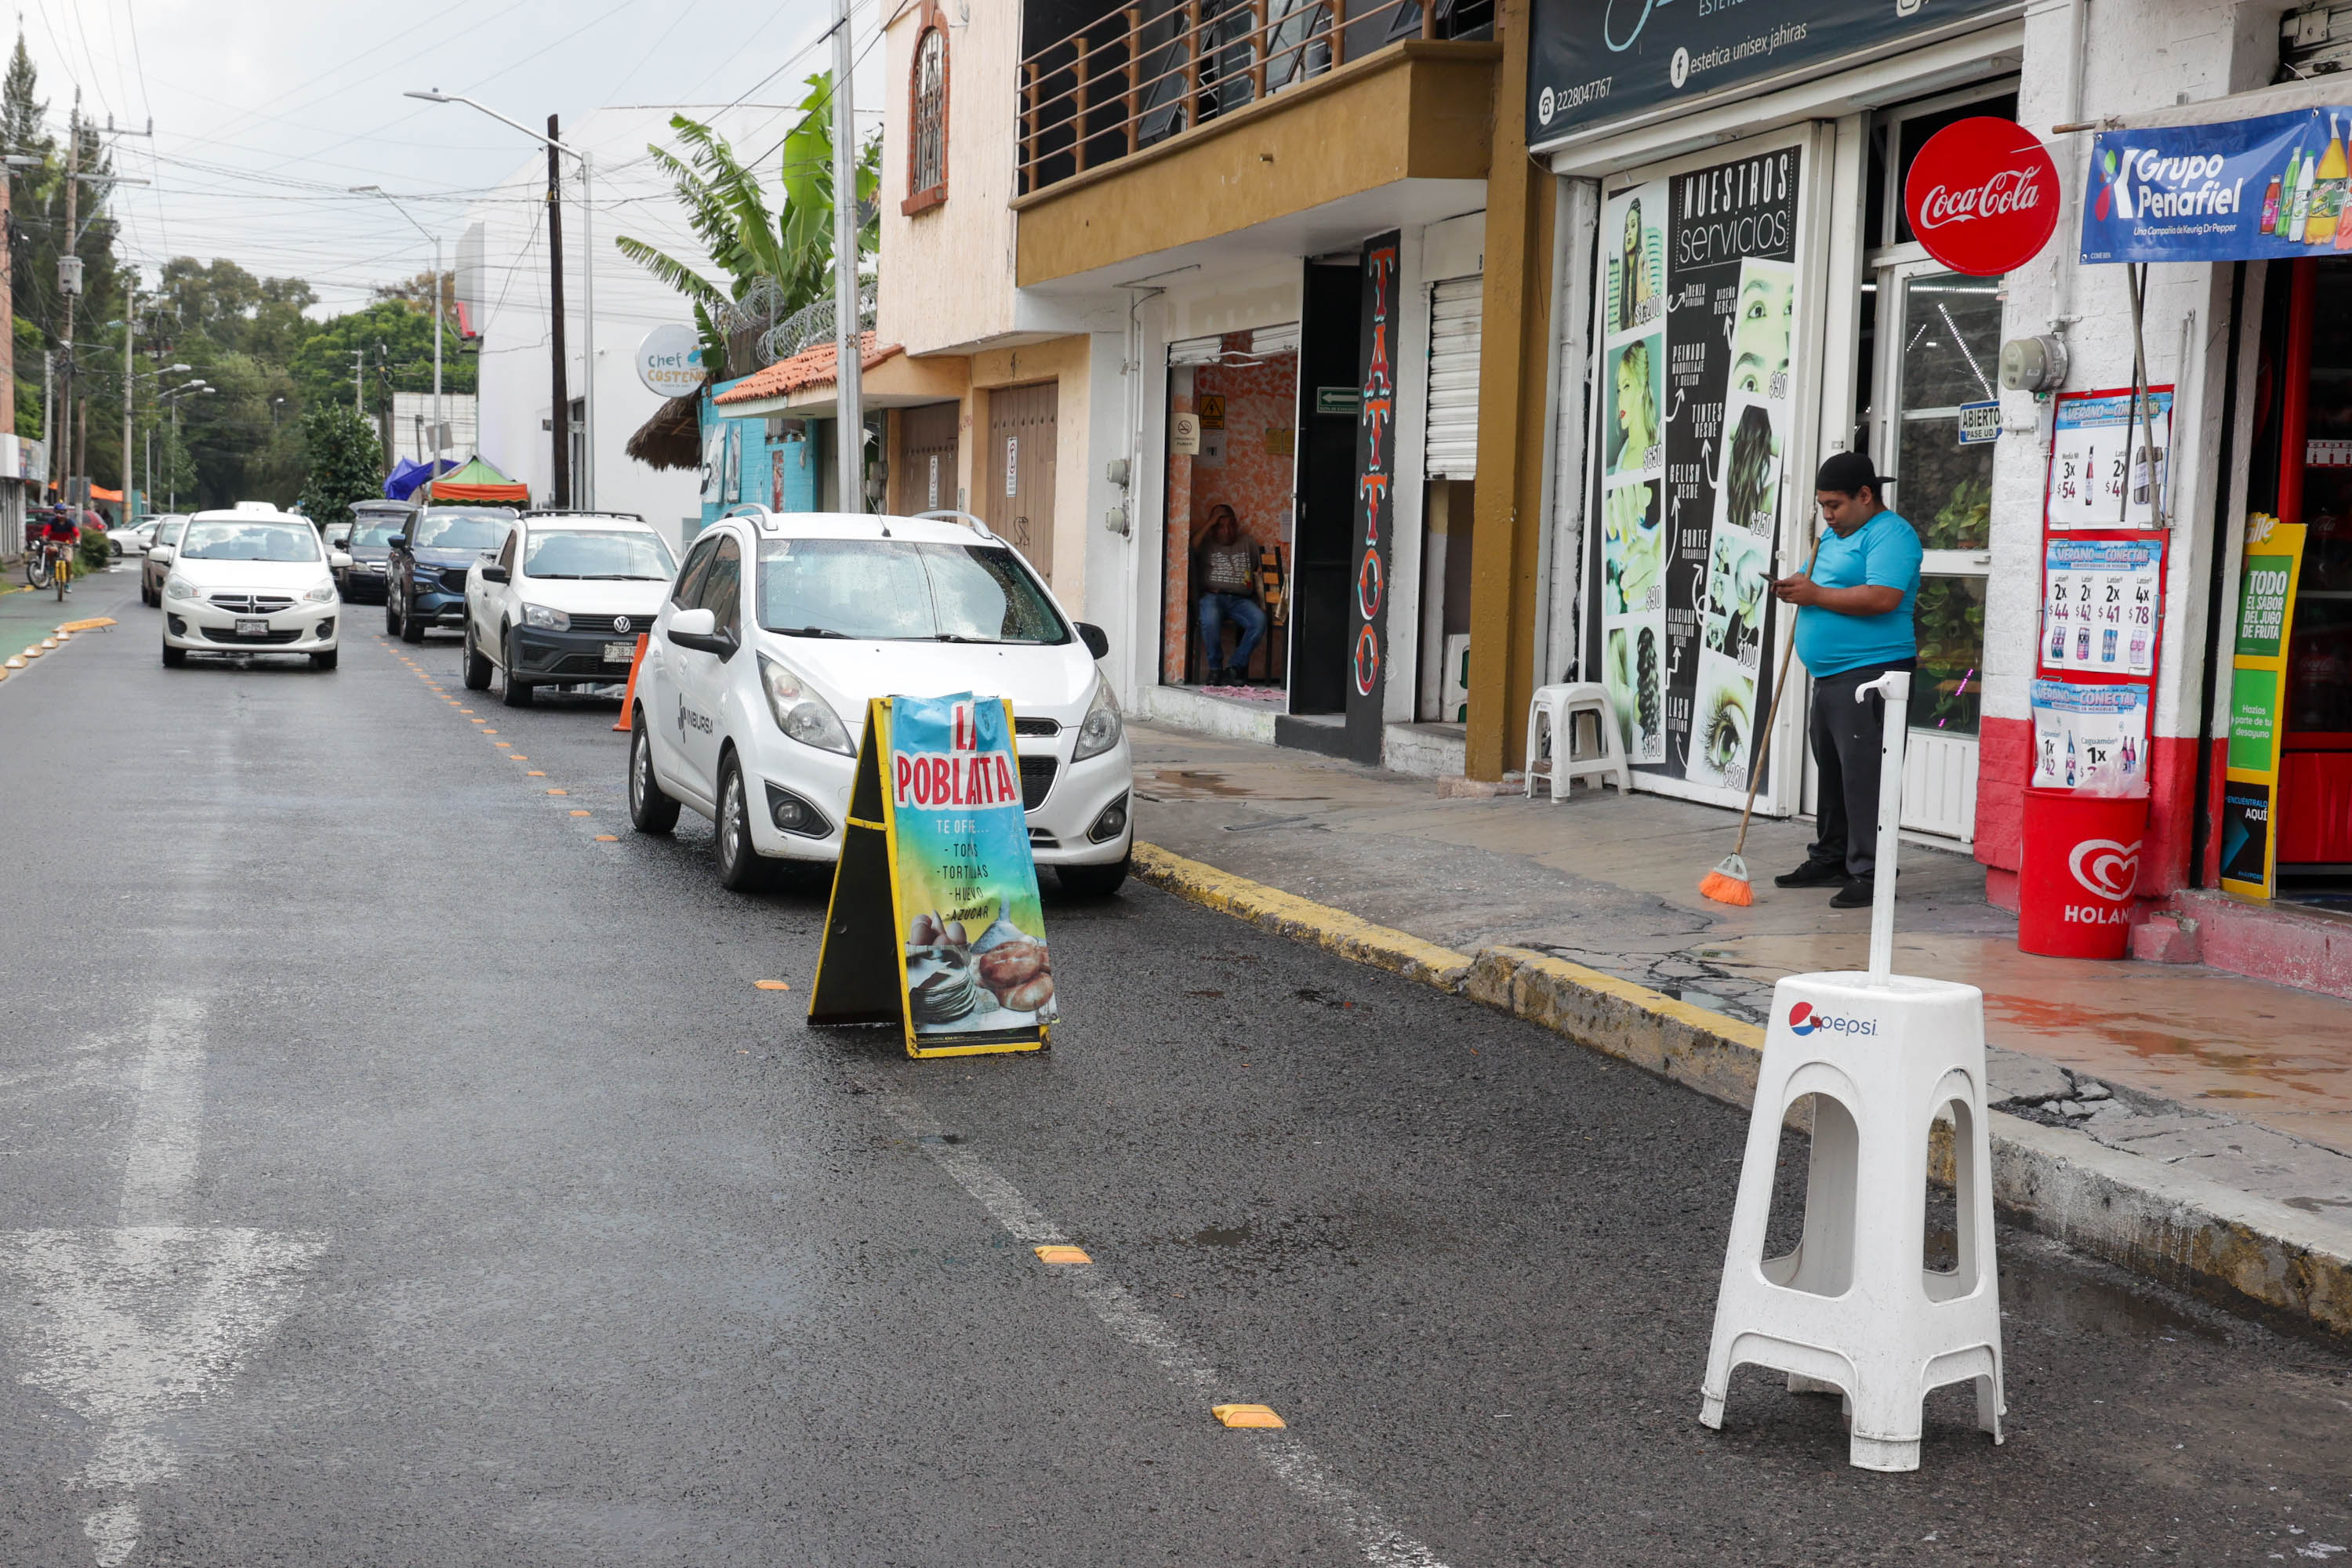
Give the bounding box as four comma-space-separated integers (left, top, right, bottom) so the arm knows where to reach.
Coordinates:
1592, 146, 1801, 806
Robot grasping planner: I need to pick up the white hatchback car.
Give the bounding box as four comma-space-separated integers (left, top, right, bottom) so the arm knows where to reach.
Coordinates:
626, 505, 1134, 895
461, 510, 678, 706
154, 508, 348, 670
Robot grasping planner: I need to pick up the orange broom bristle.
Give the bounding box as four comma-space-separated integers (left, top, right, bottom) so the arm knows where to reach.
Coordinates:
1697, 868, 1754, 906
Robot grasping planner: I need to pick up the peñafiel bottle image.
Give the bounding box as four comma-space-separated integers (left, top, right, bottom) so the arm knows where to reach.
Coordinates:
2310, 114, 2348, 245
2277, 141, 2304, 237
2292, 140, 2318, 241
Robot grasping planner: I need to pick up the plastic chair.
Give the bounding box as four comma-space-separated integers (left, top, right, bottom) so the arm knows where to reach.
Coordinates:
1524, 683, 1629, 800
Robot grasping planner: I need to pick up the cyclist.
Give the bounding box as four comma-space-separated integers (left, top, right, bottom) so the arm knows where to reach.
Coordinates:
40, 505, 81, 596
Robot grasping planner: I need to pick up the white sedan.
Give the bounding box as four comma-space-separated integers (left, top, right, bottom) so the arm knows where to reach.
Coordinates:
113, 518, 161, 557
153, 508, 350, 670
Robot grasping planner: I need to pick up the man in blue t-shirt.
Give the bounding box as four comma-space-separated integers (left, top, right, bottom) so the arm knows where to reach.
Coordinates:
1769, 453, 1922, 909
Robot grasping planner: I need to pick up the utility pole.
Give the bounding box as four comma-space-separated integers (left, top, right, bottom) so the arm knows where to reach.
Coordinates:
352, 347, 364, 412
40, 350, 51, 500
59, 96, 78, 493
546, 114, 570, 509
831, 0, 863, 513
121, 289, 136, 521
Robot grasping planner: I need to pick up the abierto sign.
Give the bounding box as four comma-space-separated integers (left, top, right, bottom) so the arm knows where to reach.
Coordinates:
1905, 118, 2060, 275
636, 323, 706, 397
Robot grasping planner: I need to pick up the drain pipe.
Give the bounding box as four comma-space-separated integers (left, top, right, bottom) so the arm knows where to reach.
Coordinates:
1116, 284, 1168, 706
2046, 0, 2091, 344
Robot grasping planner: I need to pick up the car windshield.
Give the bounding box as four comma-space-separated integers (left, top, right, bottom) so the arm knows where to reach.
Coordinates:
347, 521, 405, 547
180, 521, 322, 563
413, 511, 510, 550
524, 528, 677, 580
157, 520, 185, 546
757, 537, 1067, 644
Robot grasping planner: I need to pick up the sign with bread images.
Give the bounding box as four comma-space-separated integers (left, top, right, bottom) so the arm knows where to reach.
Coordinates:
808, 692, 1056, 1056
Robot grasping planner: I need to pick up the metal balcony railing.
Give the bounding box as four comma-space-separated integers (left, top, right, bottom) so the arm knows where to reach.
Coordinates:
1017, 0, 1481, 195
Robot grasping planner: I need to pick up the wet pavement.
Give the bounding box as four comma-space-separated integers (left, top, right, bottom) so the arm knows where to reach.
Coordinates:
1, 597, 2349, 1563
1128, 724, 2352, 1222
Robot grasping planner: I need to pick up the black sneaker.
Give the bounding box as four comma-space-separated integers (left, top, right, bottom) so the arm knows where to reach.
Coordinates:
1773, 858, 1846, 889
1829, 877, 1877, 910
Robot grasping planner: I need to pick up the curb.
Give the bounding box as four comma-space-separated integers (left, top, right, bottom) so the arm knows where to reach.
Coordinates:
1131, 841, 2352, 1339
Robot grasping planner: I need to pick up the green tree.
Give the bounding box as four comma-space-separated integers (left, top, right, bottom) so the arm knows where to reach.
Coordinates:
295, 405, 383, 532
289, 299, 474, 412
615, 72, 879, 380
13, 317, 40, 440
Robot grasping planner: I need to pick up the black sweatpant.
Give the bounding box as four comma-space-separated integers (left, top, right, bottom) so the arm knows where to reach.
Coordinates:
1806, 659, 1916, 880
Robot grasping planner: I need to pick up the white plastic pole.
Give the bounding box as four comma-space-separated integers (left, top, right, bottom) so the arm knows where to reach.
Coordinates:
1857, 669, 1911, 983
831, 0, 863, 512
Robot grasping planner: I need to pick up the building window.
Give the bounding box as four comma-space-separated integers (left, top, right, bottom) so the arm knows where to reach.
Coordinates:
906, 20, 948, 214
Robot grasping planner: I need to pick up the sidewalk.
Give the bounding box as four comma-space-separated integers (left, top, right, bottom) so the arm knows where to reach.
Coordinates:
1125, 720, 2352, 1327
0, 561, 138, 681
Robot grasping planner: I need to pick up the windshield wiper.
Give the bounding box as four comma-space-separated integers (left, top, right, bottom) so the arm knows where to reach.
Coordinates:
579, 573, 666, 580
770, 625, 851, 638
930, 633, 989, 644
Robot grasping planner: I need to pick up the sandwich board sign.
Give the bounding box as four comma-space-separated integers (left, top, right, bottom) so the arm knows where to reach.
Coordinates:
808, 692, 1057, 1056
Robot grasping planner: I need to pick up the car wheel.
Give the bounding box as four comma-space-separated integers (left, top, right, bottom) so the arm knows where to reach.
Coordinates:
628, 712, 681, 835
310, 649, 339, 671
714, 753, 776, 892
500, 636, 535, 707
385, 597, 400, 634
400, 593, 426, 644
162, 642, 185, 669
1057, 854, 1131, 897
463, 624, 492, 691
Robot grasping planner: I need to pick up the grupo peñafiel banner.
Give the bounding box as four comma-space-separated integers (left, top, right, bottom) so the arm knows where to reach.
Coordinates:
808, 692, 1055, 1057
1589, 144, 1798, 808
2082, 108, 2352, 263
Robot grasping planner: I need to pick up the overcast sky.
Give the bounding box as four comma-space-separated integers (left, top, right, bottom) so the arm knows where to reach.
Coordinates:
25, 0, 887, 316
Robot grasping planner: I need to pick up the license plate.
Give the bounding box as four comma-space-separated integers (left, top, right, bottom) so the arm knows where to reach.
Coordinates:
236, 618, 269, 637
604, 641, 637, 664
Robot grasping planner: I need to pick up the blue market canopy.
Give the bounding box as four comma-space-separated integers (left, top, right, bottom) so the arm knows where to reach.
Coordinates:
384, 456, 457, 500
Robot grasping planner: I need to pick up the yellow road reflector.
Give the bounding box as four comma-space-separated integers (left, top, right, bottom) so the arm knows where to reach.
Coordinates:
58, 617, 114, 633
526, 770, 546, 776
494, 742, 510, 748
3, 656, 23, 669
753, 979, 792, 991
510, 756, 528, 761
568, 809, 590, 816
593, 834, 619, 842
547, 788, 568, 795
1033, 1245, 1091, 1265
22, 645, 44, 658
470, 718, 486, 724
459, 708, 474, 713
1212, 1404, 1286, 1428
39, 637, 58, 648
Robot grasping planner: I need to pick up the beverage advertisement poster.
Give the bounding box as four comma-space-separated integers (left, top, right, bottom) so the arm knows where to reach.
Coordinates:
2082, 109, 2352, 264
2220, 515, 2308, 898
2038, 538, 2164, 678
808, 693, 1054, 1057
1591, 145, 1800, 803
2045, 389, 2173, 531
2030, 680, 2151, 795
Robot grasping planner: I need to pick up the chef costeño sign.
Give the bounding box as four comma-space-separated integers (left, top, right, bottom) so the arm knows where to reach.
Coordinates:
809, 692, 1056, 1057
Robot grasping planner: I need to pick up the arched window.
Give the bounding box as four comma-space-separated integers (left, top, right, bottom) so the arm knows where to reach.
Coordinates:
906, 19, 948, 213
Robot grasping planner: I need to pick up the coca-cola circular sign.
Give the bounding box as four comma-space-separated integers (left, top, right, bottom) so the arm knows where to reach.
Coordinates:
1904, 117, 2061, 277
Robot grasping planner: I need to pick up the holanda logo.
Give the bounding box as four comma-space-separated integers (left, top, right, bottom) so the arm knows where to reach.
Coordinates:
1786, 1000, 1877, 1039
2068, 837, 2142, 901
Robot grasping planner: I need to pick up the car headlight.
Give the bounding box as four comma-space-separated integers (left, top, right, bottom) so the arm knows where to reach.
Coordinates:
362, 561, 387, 572
522, 603, 570, 631
1072, 674, 1124, 761
165, 576, 198, 601
757, 652, 853, 754
304, 579, 336, 603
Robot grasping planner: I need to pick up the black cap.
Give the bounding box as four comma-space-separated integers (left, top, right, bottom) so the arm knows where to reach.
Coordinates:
1814, 451, 1881, 498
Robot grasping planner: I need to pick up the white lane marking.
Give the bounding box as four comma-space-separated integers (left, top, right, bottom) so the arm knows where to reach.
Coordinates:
862, 1077, 1452, 1568
0, 999, 325, 1566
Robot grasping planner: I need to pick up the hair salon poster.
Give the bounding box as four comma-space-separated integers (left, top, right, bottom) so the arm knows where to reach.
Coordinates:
1591, 144, 1799, 808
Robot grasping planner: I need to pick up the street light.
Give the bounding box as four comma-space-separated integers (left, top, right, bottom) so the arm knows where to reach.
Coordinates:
405, 88, 597, 509
351, 184, 445, 478
156, 381, 213, 513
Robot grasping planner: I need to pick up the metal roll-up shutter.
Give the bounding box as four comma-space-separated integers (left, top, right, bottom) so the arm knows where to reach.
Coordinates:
1425, 275, 1483, 480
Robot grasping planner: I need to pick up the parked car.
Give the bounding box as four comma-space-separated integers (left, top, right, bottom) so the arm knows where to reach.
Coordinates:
140, 516, 190, 605
387, 506, 517, 643
114, 517, 161, 557
461, 510, 676, 707
153, 506, 349, 670
332, 501, 416, 604
625, 504, 1133, 895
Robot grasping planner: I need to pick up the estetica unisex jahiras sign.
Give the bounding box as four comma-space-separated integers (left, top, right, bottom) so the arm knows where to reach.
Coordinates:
2082, 108, 2352, 262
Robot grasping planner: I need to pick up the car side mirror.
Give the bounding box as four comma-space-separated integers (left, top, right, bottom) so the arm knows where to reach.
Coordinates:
666, 606, 736, 659
150, 545, 175, 564
482, 565, 509, 583
330, 552, 353, 570
1076, 622, 1110, 660
387, 535, 408, 550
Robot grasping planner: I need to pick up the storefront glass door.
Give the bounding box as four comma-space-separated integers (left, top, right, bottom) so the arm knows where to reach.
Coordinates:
1873, 260, 1998, 842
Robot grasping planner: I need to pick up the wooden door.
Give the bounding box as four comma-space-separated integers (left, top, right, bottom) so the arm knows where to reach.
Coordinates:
985, 381, 1058, 583
900, 401, 960, 514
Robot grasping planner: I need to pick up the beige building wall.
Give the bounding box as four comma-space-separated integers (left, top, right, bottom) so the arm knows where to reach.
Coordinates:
879, 0, 1024, 357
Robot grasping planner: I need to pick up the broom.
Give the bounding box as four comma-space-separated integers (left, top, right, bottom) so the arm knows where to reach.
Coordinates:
1699, 546, 1815, 907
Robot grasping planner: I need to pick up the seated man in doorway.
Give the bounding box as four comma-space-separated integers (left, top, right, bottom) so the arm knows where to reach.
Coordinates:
1194, 504, 1269, 685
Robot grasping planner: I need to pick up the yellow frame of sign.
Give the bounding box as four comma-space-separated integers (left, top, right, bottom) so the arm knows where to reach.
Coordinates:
2220, 515, 2307, 899
806, 696, 1050, 1058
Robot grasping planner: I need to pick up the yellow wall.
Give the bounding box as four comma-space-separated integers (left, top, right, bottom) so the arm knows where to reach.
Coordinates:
1014, 42, 1498, 287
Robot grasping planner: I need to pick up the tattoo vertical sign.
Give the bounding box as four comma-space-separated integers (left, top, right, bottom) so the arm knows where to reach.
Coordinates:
1346, 234, 1402, 762
1591, 146, 1801, 806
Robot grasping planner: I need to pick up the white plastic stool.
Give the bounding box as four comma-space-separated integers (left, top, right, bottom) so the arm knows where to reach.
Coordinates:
1524, 683, 1629, 800
1697, 670, 2005, 1472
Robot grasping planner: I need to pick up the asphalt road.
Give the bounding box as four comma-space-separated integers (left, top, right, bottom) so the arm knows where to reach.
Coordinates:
2, 584, 2349, 1566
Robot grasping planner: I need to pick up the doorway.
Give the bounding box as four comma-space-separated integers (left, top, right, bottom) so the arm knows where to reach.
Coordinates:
901, 401, 960, 514
1287, 258, 1364, 720
986, 382, 1058, 582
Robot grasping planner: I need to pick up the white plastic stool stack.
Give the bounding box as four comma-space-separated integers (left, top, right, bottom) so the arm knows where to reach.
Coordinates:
1697, 670, 2005, 1472
1523, 683, 1629, 801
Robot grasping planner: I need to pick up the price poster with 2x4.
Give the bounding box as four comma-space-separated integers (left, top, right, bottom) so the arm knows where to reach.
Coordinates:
1591, 142, 1802, 807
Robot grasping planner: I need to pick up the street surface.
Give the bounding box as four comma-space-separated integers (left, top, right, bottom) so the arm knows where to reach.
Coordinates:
2, 576, 2350, 1565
